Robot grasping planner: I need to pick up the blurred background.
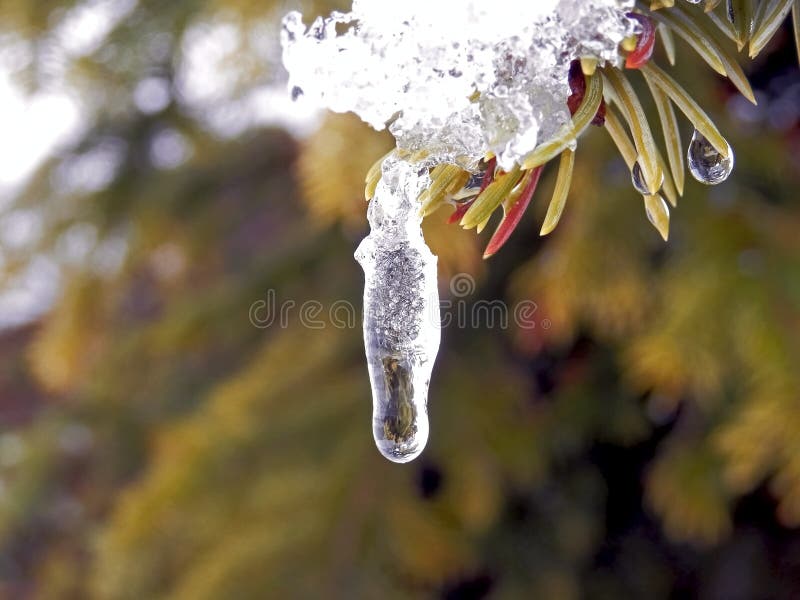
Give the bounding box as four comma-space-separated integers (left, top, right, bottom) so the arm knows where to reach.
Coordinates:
0, 0, 799, 598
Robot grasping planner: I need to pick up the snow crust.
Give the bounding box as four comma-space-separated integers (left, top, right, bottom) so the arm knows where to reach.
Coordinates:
282, 0, 634, 170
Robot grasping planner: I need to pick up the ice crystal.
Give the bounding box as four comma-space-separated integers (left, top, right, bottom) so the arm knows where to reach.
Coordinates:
281, 0, 634, 170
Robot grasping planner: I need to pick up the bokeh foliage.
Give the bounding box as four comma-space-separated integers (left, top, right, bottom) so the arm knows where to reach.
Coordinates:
0, 1, 799, 598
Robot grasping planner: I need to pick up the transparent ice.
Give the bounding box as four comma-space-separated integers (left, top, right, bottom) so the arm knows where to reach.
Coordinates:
354, 156, 440, 463
281, 0, 634, 462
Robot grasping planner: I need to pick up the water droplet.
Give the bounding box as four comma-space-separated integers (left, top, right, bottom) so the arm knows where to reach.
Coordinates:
631, 159, 663, 195
687, 130, 734, 185
630, 161, 646, 194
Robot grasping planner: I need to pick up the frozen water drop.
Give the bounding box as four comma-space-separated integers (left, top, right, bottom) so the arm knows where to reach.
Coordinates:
687, 130, 734, 185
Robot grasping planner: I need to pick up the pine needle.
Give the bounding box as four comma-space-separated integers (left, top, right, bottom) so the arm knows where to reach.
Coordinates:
644, 193, 671, 240
647, 5, 726, 74
707, 7, 738, 41
657, 153, 680, 207
521, 71, 603, 170
667, 4, 757, 103
605, 106, 678, 207
540, 149, 575, 236
461, 165, 523, 229
580, 57, 598, 75
750, 0, 794, 57
658, 22, 677, 65
604, 107, 638, 169
419, 165, 470, 216
645, 77, 685, 196
364, 150, 394, 200
728, 0, 755, 51
640, 62, 730, 157
793, 0, 800, 65
602, 67, 663, 195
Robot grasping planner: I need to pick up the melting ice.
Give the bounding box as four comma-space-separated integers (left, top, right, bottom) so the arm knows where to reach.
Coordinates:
355, 157, 439, 463
281, 0, 634, 462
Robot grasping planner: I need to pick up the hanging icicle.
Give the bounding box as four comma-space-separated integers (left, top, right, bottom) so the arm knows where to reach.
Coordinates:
355, 156, 440, 463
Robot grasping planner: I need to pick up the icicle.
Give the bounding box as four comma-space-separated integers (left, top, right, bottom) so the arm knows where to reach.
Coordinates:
355, 156, 441, 463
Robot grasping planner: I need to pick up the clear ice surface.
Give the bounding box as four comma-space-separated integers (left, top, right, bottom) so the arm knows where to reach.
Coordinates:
282, 0, 634, 171
354, 157, 440, 463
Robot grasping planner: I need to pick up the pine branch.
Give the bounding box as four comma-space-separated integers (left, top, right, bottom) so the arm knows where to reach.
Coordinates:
365, 0, 800, 254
